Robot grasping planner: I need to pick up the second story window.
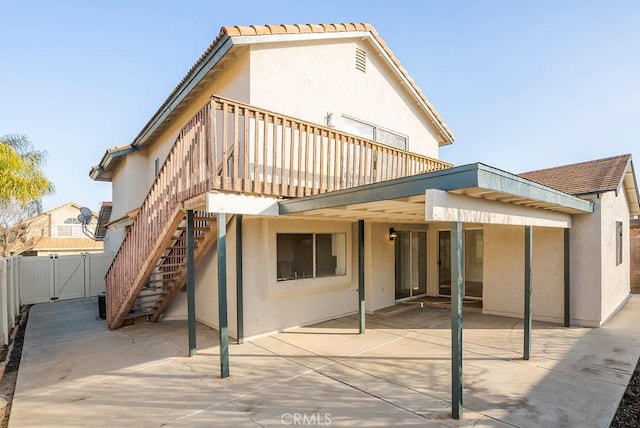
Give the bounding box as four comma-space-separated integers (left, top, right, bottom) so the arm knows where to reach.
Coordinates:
57, 217, 82, 237
341, 115, 407, 150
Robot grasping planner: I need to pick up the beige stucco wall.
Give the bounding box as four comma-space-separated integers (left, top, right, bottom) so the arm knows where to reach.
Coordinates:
569, 198, 602, 326
364, 222, 395, 311
103, 226, 126, 257
161, 193, 633, 335
249, 39, 442, 159
46, 204, 80, 227
106, 49, 252, 254
483, 225, 564, 323
599, 191, 631, 323
166, 217, 361, 339
165, 218, 436, 337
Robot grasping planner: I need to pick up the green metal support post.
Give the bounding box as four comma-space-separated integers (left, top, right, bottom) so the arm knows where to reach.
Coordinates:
564, 228, 570, 327
358, 220, 365, 334
236, 215, 244, 344
186, 210, 196, 357
451, 221, 463, 419
524, 226, 533, 360
217, 213, 230, 378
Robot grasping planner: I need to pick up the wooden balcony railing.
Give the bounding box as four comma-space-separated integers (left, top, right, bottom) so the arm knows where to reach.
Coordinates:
105, 95, 452, 326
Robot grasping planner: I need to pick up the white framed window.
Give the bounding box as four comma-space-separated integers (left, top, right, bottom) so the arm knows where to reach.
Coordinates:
341, 115, 408, 150
277, 233, 346, 281
57, 217, 82, 237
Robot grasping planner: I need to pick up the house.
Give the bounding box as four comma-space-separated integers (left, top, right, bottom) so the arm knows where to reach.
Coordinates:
10, 202, 103, 256
520, 154, 639, 323
90, 23, 640, 418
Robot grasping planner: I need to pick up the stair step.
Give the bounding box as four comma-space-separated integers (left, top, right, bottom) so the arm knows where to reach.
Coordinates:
132, 301, 159, 308
157, 262, 186, 268
137, 291, 167, 298
125, 308, 154, 319
153, 271, 181, 276
159, 253, 186, 259
146, 278, 174, 285
170, 237, 206, 244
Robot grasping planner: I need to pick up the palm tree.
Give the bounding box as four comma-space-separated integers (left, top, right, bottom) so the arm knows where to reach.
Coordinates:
0, 134, 54, 205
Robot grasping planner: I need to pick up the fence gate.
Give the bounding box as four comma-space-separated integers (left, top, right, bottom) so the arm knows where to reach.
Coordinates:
20, 253, 113, 305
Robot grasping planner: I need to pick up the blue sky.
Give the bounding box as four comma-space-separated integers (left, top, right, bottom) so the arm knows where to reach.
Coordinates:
1, 1, 639, 212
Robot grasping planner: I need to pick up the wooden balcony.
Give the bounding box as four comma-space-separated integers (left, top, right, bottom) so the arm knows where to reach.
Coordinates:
105, 95, 452, 328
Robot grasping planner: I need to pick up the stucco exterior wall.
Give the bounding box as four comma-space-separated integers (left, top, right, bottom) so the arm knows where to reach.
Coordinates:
166, 217, 433, 337
167, 217, 360, 339
46, 204, 79, 226
144, 48, 251, 197
110, 153, 149, 222
249, 40, 442, 159
483, 225, 564, 323
106, 49, 251, 253
365, 222, 395, 312
569, 197, 602, 327
103, 226, 126, 257
599, 191, 631, 323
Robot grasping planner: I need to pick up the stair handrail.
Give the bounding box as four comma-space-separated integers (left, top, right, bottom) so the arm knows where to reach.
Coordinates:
105, 94, 452, 327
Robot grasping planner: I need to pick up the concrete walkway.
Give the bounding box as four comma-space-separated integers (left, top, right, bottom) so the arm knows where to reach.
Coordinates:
8, 297, 640, 427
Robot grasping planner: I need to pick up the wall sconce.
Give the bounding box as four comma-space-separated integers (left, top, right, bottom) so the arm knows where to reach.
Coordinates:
389, 227, 397, 241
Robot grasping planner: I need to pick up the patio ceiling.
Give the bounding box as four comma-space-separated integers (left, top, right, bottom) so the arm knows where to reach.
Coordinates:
278, 163, 594, 223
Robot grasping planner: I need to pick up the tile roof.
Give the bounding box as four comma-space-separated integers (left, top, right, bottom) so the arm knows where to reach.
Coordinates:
519, 154, 631, 196
33, 237, 103, 250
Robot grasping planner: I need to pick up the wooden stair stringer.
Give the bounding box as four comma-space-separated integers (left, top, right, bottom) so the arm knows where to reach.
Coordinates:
109, 206, 187, 329
150, 215, 220, 321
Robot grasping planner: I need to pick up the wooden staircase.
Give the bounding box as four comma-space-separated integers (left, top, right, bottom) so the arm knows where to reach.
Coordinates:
124, 212, 218, 323
105, 94, 452, 330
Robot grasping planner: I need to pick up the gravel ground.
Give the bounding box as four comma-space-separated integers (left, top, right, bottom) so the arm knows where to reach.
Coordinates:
0, 306, 29, 428
612, 358, 640, 427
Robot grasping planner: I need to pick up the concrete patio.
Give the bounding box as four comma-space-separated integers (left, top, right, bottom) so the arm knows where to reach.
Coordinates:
8, 296, 640, 427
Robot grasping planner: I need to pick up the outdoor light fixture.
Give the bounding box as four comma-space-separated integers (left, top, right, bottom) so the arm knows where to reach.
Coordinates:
389, 227, 397, 241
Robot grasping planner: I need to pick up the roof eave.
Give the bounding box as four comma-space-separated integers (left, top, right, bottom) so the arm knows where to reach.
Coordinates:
131, 34, 234, 149
90, 145, 138, 182
622, 157, 640, 216
279, 163, 593, 216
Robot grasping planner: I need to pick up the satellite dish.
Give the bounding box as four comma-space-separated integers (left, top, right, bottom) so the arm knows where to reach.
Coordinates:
78, 207, 93, 225
77, 206, 97, 240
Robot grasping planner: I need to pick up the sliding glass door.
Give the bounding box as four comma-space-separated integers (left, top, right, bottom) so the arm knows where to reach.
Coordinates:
395, 231, 427, 300
438, 229, 483, 299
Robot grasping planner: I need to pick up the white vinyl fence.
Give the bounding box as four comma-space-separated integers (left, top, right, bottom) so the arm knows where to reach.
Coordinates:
0, 252, 113, 345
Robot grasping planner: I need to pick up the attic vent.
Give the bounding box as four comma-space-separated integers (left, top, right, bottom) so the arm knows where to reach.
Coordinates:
355, 47, 366, 73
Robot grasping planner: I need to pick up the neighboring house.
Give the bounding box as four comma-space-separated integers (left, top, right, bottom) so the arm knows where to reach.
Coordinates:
90, 22, 640, 344
16, 202, 103, 256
